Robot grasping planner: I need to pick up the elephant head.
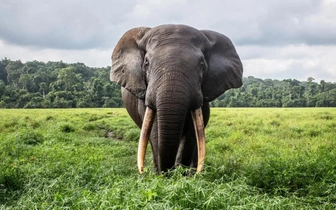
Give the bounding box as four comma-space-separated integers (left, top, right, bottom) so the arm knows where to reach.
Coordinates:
110, 24, 243, 173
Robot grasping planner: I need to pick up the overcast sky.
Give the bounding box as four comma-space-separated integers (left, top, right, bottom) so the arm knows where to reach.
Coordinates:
1, 0, 335, 82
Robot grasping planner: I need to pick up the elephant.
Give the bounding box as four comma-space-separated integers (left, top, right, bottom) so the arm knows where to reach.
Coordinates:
110, 24, 243, 174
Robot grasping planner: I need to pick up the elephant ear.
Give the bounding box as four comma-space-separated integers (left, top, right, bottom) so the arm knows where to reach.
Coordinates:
110, 27, 151, 100
201, 30, 243, 102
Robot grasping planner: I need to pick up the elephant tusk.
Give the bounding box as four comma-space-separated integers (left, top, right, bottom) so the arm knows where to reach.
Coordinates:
137, 107, 154, 174
191, 107, 206, 174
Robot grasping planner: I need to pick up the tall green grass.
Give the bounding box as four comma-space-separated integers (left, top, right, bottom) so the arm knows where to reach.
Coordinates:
1, 108, 335, 209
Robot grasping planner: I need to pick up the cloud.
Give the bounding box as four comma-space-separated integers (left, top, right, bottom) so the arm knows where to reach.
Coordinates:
0, 0, 133, 49
228, 0, 336, 46
0, 0, 335, 81
0, 40, 111, 67
2, 0, 336, 49
240, 44, 336, 81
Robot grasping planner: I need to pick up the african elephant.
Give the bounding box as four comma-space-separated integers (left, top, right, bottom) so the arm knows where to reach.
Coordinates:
110, 24, 243, 174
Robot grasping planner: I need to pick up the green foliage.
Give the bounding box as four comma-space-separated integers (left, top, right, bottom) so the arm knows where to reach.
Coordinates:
0, 166, 25, 204
246, 147, 336, 197
0, 108, 336, 209
124, 128, 140, 142
15, 130, 44, 145
0, 58, 122, 108
1, 59, 336, 108
211, 76, 336, 107
58, 123, 76, 133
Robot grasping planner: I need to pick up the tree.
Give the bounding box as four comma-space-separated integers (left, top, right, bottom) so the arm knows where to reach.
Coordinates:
39, 82, 48, 98
0, 58, 9, 84
0, 58, 335, 108
0, 80, 5, 96
305, 77, 315, 106
57, 67, 79, 91
6, 60, 24, 89
18, 74, 33, 90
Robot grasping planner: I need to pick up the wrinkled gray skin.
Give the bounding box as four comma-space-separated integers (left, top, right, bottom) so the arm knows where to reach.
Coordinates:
110, 24, 243, 173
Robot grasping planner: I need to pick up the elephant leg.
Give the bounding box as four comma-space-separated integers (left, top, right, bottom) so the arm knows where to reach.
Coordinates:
175, 124, 197, 168
175, 103, 210, 168
149, 116, 159, 172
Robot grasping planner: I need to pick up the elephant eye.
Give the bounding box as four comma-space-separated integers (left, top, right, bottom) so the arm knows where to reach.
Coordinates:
144, 59, 149, 67
199, 61, 206, 72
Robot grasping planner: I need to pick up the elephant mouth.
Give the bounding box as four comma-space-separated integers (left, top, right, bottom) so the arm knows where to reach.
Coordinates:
137, 107, 206, 174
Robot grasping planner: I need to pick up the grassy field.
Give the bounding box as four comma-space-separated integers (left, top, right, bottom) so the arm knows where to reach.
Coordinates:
1, 108, 335, 209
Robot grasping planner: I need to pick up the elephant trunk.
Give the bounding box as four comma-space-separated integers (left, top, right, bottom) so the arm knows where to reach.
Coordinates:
156, 96, 189, 172
137, 78, 206, 173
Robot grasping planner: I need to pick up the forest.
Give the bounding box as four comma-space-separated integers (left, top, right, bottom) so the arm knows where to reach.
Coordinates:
0, 58, 335, 108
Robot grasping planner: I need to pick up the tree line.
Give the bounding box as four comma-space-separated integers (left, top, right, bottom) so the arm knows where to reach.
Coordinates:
211, 76, 336, 107
0, 58, 335, 108
0, 58, 122, 108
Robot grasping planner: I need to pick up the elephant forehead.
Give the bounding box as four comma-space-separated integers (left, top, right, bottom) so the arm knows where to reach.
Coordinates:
145, 25, 206, 49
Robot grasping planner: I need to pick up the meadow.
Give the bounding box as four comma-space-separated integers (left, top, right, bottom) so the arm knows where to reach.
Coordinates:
0, 108, 335, 209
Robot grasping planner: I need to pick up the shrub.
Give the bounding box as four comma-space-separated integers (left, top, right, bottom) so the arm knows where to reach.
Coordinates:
15, 130, 44, 145
0, 167, 25, 204
59, 123, 75, 133
82, 123, 97, 131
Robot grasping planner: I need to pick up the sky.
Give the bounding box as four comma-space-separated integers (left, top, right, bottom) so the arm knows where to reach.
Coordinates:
1, 0, 336, 82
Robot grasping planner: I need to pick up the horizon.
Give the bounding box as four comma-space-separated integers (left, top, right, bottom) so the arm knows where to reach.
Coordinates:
1, 57, 335, 83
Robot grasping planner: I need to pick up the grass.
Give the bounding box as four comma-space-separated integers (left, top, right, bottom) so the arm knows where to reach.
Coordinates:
0, 108, 335, 209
